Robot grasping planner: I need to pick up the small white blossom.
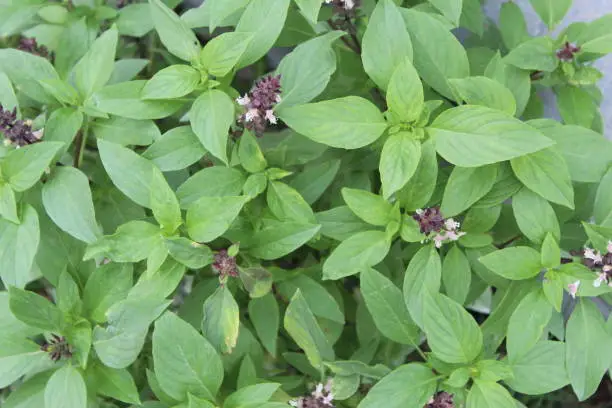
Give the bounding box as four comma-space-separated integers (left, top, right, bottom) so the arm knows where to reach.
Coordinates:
265, 109, 278, 124
445, 218, 460, 231
568, 280, 580, 298
415, 208, 424, 215
344, 0, 355, 9
594, 272, 608, 288
584, 247, 603, 264
236, 94, 251, 106
245, 108, 259, 122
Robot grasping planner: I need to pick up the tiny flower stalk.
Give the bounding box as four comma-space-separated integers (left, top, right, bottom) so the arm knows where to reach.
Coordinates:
237, 75, 282, 136
412, 207, 466, 248
212, 249, 239, 284
290, 380, 335, 408
41, 334, 73, 362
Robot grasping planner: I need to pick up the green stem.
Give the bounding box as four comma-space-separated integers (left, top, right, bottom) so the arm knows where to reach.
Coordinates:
75, 118, 90, 168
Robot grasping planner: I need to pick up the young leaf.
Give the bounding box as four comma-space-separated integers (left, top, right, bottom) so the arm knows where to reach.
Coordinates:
9, 287, 64, 332
44, 365, 87, 408
177, 166, 246, 208
142, 64, 200, 100
277, 275, 344, 324
186, 196, 247, 242
467, 380, 517, 408
428, 105, 554, 167
397, 139, 438, 211
506, 289, 552, 362
380, 132, 422, 199
576, 14, 612, 54
423, 291, 483, 364
361, 0, 413, 91
0, 338, 47, 388
149, 0, 200, 62
279, 96, 387, 149
165, 238, 213, 269
529, 0, 572, 29
341, 188, 394, 227
503, 37, 558, 72
1, 142, 64, 192
512, 187, 561, 244
85, 221, 162, 263
499, 1, 529, 49
442, 245, 471, 305
0, 205, 39, 289
153, 312, 223, 401
360, 267, 419, 345
199, 32, 253, 78
267, 181, 315, 224
403, 244, 441, 328
427, 0, 463, 26
190, 89, 234, 165
83, 263, 133, 323
359, 363, 438, 408
449, 76, 516, 116
294, 0, 323, 24
275, 31, 344, 109
42, 167, 100, 244
248, 294, 279, 356
541, 233, 561, 268
440, 164, 498, 217
284, 290, 334, 370
73, 25, 118, 98
478, 247, 543, 280
386, 58, 424, 122
92, 364, 141, 405
322, 231, 391, 280
245, 221, 321, 260
202, 286, 240, 354
206, 0, 250, 31
566, 299, 612, 401
510, 148, 575, 209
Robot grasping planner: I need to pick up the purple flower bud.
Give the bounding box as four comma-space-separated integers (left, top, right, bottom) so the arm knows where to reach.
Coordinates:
237, 75, 282, 136
556, 42, 580, 62
0, 104, 42, 147
290, 380, 335, 408
212, 249, 239, 280
40, 334, 73, 362
18, 37, 49, 58
426, 392, 454, 408
412, 207, 446, 234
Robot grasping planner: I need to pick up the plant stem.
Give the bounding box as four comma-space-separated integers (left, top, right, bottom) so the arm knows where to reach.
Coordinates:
75, 118, 90, 168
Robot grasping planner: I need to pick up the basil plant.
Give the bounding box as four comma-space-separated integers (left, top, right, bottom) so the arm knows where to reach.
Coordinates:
1, 0, 612, 407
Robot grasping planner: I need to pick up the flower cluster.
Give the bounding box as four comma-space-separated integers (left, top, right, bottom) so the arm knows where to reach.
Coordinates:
325, 0, 358, 11
18, 37, 49, 58
582, 241, 612, 288
237, 75, 282, 136
556, 42, 581, 62
413, 207, 466, 248
0, 104, 42, 147
426, 392, 454, 408
290, 380, 334, 408
212, 249, 239, 281
41, 334, 73, 362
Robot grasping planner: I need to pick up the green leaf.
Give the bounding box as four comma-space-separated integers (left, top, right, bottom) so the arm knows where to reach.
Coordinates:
200, 32, 253, 77
442, 245, 471, 305
423, 291, 483, 363
277, 275, 344, 323
566, 299, 612, 401
484, 53, 531, 117
224, 383, 280, 408
284, 290, 334, 370
153, 312, 223, 401
440, 164, 497, 217
42, 167, 100, 244
499, 2, 529, 49
427, 0, 463, 25
401, 9, 469, 100
506, 341, 570, 395
0, 72, 19, 115
92, 116, 160, 146
386, 58, 424, 122
294, 0, 322, 24
478, 247, 542, 280
116, 4, 154, 37
279, 97, 387, 149
539, 125, 612, 183
529, 0, 572, 29
248, 294, 279, 356
361, 267, 419, 345
428, 105, 554, 167
238, 130, 267, 173
201, 286, 240, 355
92, 364, 141, 405
144, 126, 206, 172
397, 139, 438, 211
1, 371, 50, 408
361, 0, 413, 91
177, 166, 246, 208
540, 233, 561, 268
165, 238, 213, 269
267, 181, 315, 224
595, 168, 612, 226
85, 220, 162, 262
150, 170, 182, 235
0, 205, 40, 288
38, 79, 79, 105
316, 206, 371, 242
74, 25, 118, 98
380, 132, 422, 199
0, 338, 47, 388
1, 142, 63, 192
0, 49, 60, 104
341, 188, 394, 227
323, 230, 390, 280
504, 37, 558, 72
555, 85, 598, 129
57, 270, 82, 316
576, 14, 612, 54
0, 183, 18, 225
512, 187, 560, 244
44, 365, 87, 408
149, 0, 200, 62
467, 380, 516, 408
8, 287, 64, 332
83, 263, 132, 323
510, 148, 574, 209
275, 31, 344, 109
91, 81, 184, 119
507, 289, 552, 362
186, 196, 247, 242
403, 244, 441, 328
142, 64, 200, 100
358, 363, 438, 408
190, 90, 234, 165
245, 221, 320, 260
449, 76, 516, 116
205, 0, 250, 31
234, 0, 290, 68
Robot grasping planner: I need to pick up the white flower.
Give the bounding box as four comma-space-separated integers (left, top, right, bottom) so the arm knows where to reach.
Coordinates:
289, 399, 301, 407
245, 108, 259, 122
236, 94, 251, 106
313, 383, 324, 399
584, 247, 603, 264
415, 208, 424, 215
604, 265, 612, 273
275, 94, 283, 103
594, 273, 608, 288
445, 218, 460, 231
265, 109, 278, 124
568, 280, 580, 298
344, 0, 355, 9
